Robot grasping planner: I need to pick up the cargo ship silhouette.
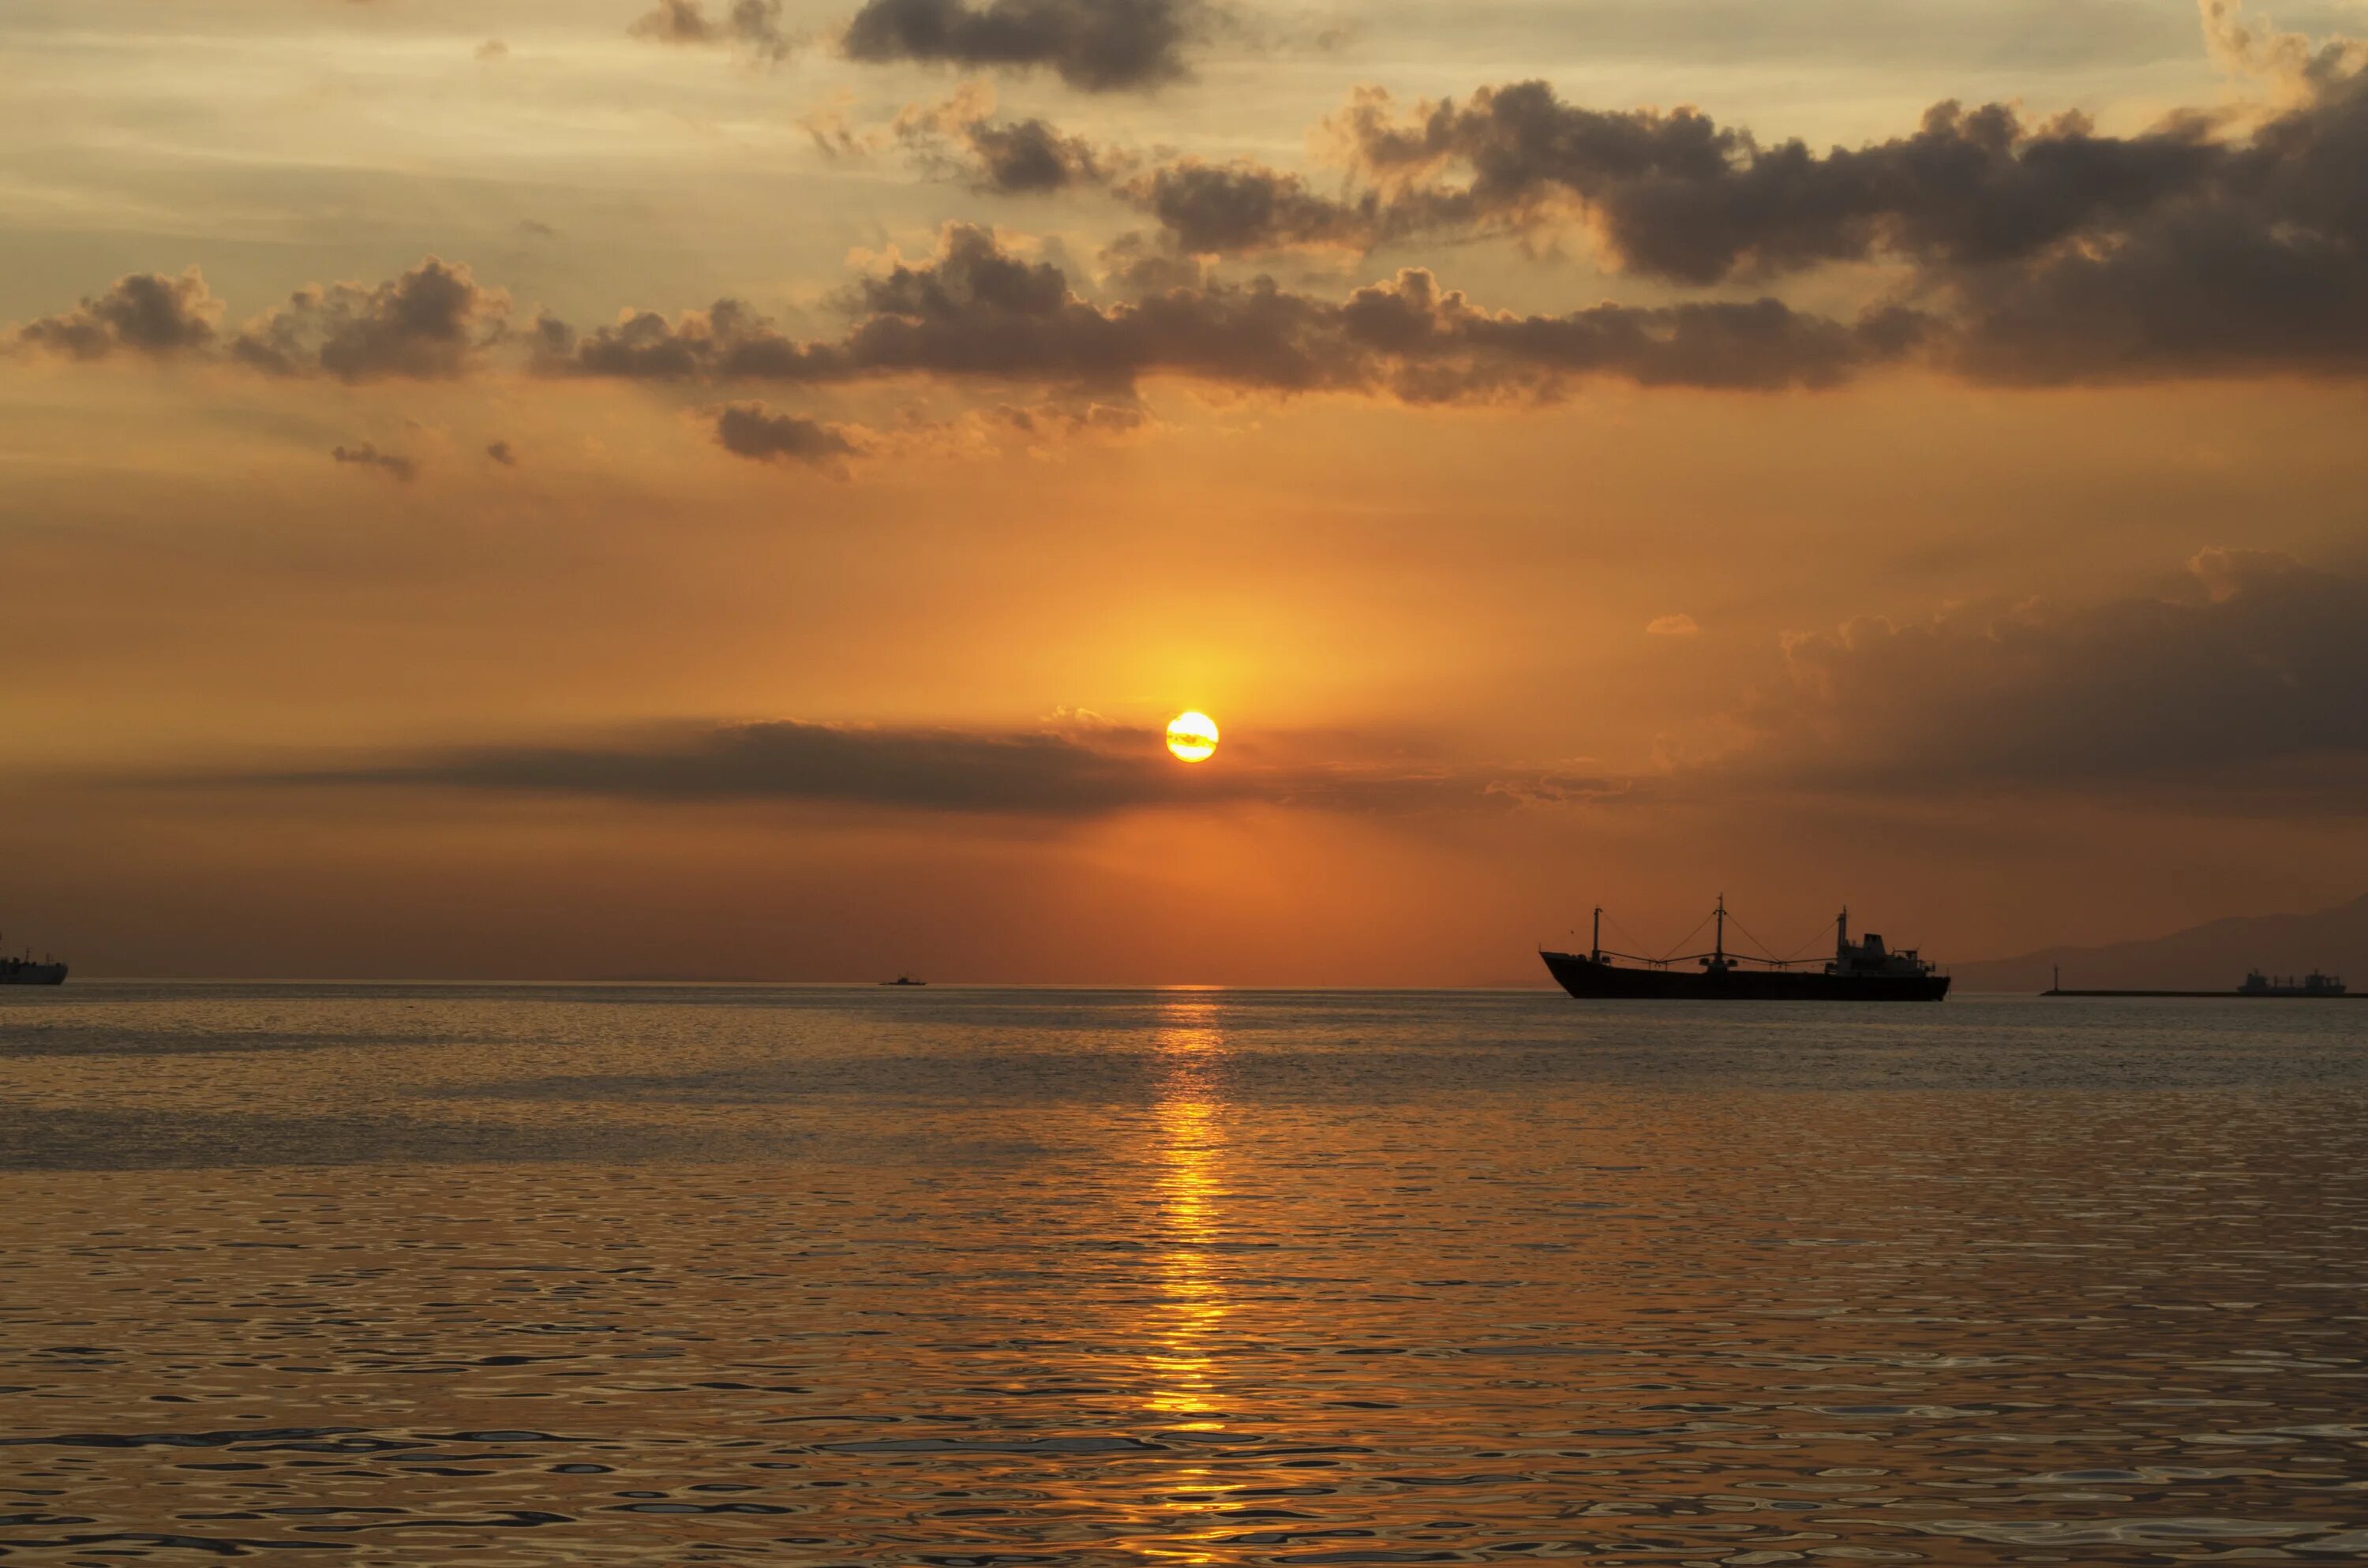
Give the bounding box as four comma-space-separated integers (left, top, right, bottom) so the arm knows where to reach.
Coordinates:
1542, 898, 1948, 1001
2044, 967, 2352, 998
1, 935, 67, 986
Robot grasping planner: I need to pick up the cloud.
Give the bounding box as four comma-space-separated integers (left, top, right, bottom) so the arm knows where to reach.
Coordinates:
31, 5, 2368, 408
10, 268, 223, 360
223, 718, 1624, 818
198, 549, 2368, 818
879, 88, 1118, 192
329, 443, 418, 481
986, 398, 1148, 439
712, 402, 872, 468
234, 257, 509, 382
1937, 51, 2368, 383
1647, 613, 1699, 635
1725, 549, 2368, 795
2201, 0, 2368, 98
841, 0, 1206, 92
534, 296, 843, 381
952, 115, 1107, 193
629, 0, 794, 59
1125, 160, 1380, 255
1335, 83, 2231, 286
849, 4, 2365, 390
538, 223, 1921, 398
485, 440, 519, 466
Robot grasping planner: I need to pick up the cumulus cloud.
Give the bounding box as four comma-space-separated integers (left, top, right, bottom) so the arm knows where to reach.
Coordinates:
841, 0, 1206, 92
234, 257, 509, 381
2201, 0, 2368, 98
1124, 160, 1380, 254
219, 718, 1623, 818
536, 223, 1921, 399
1729, 549, 2368, 794
10, 268, 223, 360
629, 0, 794, 59
29, 3, 2368, 410
952, 115, 1108, 193
879, 87, 1118, 192
1939, 55, 2368, 383
712, 402, 873, 469
1335, 84, 2230, 286
860, 0, 2366, 377
329, 443, 418, 481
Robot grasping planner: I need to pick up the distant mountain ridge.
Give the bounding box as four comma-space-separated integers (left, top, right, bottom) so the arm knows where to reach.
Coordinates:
1953, 893, 2368, 994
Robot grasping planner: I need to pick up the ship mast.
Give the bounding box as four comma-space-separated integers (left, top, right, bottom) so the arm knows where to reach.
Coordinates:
1714, 894, 1725, 967
1591, 907, 1602, 965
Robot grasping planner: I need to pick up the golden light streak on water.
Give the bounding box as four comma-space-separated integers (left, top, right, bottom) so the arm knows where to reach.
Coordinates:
1142, 994, 1229, 1562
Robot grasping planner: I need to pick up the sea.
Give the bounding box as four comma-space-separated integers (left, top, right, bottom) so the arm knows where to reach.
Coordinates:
2, 983, 2365, 1565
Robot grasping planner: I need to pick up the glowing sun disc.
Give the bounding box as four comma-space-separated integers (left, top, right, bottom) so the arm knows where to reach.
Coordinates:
1166, 711, 1220, 763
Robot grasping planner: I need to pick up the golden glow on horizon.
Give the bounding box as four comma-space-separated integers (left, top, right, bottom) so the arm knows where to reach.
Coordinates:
1166, 712, 1220, 764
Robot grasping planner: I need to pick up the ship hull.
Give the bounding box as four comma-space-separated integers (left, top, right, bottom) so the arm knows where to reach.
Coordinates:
1542, 951, 1948, 1001
0, 964, 67, 986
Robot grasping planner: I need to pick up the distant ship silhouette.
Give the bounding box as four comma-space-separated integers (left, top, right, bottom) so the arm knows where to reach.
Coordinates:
2044, 967, 2352, 998
1542, 898, 1949, 1001
0, 933, 67, 986
880, 975, 927, 987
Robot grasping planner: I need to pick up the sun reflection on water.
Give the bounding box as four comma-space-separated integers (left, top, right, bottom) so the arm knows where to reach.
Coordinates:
1147, 994, 1227, 1429
1142, 994, 1233, 1563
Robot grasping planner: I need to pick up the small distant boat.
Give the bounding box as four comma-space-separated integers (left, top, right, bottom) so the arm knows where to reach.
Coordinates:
1542, 898, 1949, 1001
880, 975, 927, 987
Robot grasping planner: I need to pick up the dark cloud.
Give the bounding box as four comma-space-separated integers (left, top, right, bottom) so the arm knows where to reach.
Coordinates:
539, 223, 1919, 398
1126, 161, 1380, 254
841, 0, 1205, 92
485, 440, 519, 466
224, 718, 1621, 818
329, 443, 418, 481
10, 268, 222, 360
960, 117, 1107, 193
234, 257, 508, 382
33, 11, 2368, 407
1339, 83, 2229, 285
713, 402, 871, 467
628, 0, 793, 58
885, 95, 1117, 192
1941, 61, 2368, 383
534, 297, 849, 382
1730, 550, 2368, 794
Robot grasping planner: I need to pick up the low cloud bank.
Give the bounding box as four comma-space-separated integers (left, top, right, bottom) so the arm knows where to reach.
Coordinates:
219, 719, 1621, 818
1725, 549, 2368, 797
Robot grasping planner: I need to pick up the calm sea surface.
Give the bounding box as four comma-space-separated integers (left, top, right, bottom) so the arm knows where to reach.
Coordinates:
2, 985, 2366, 1565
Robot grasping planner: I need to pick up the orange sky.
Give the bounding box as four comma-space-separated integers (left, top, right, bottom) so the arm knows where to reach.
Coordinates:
4, 0, 2367, 981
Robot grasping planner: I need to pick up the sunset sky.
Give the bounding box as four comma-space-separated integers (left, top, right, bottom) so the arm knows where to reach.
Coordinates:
5, 0, 2367, 982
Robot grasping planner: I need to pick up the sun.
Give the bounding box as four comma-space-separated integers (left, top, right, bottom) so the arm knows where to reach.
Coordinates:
1166, 710, 1220, 763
